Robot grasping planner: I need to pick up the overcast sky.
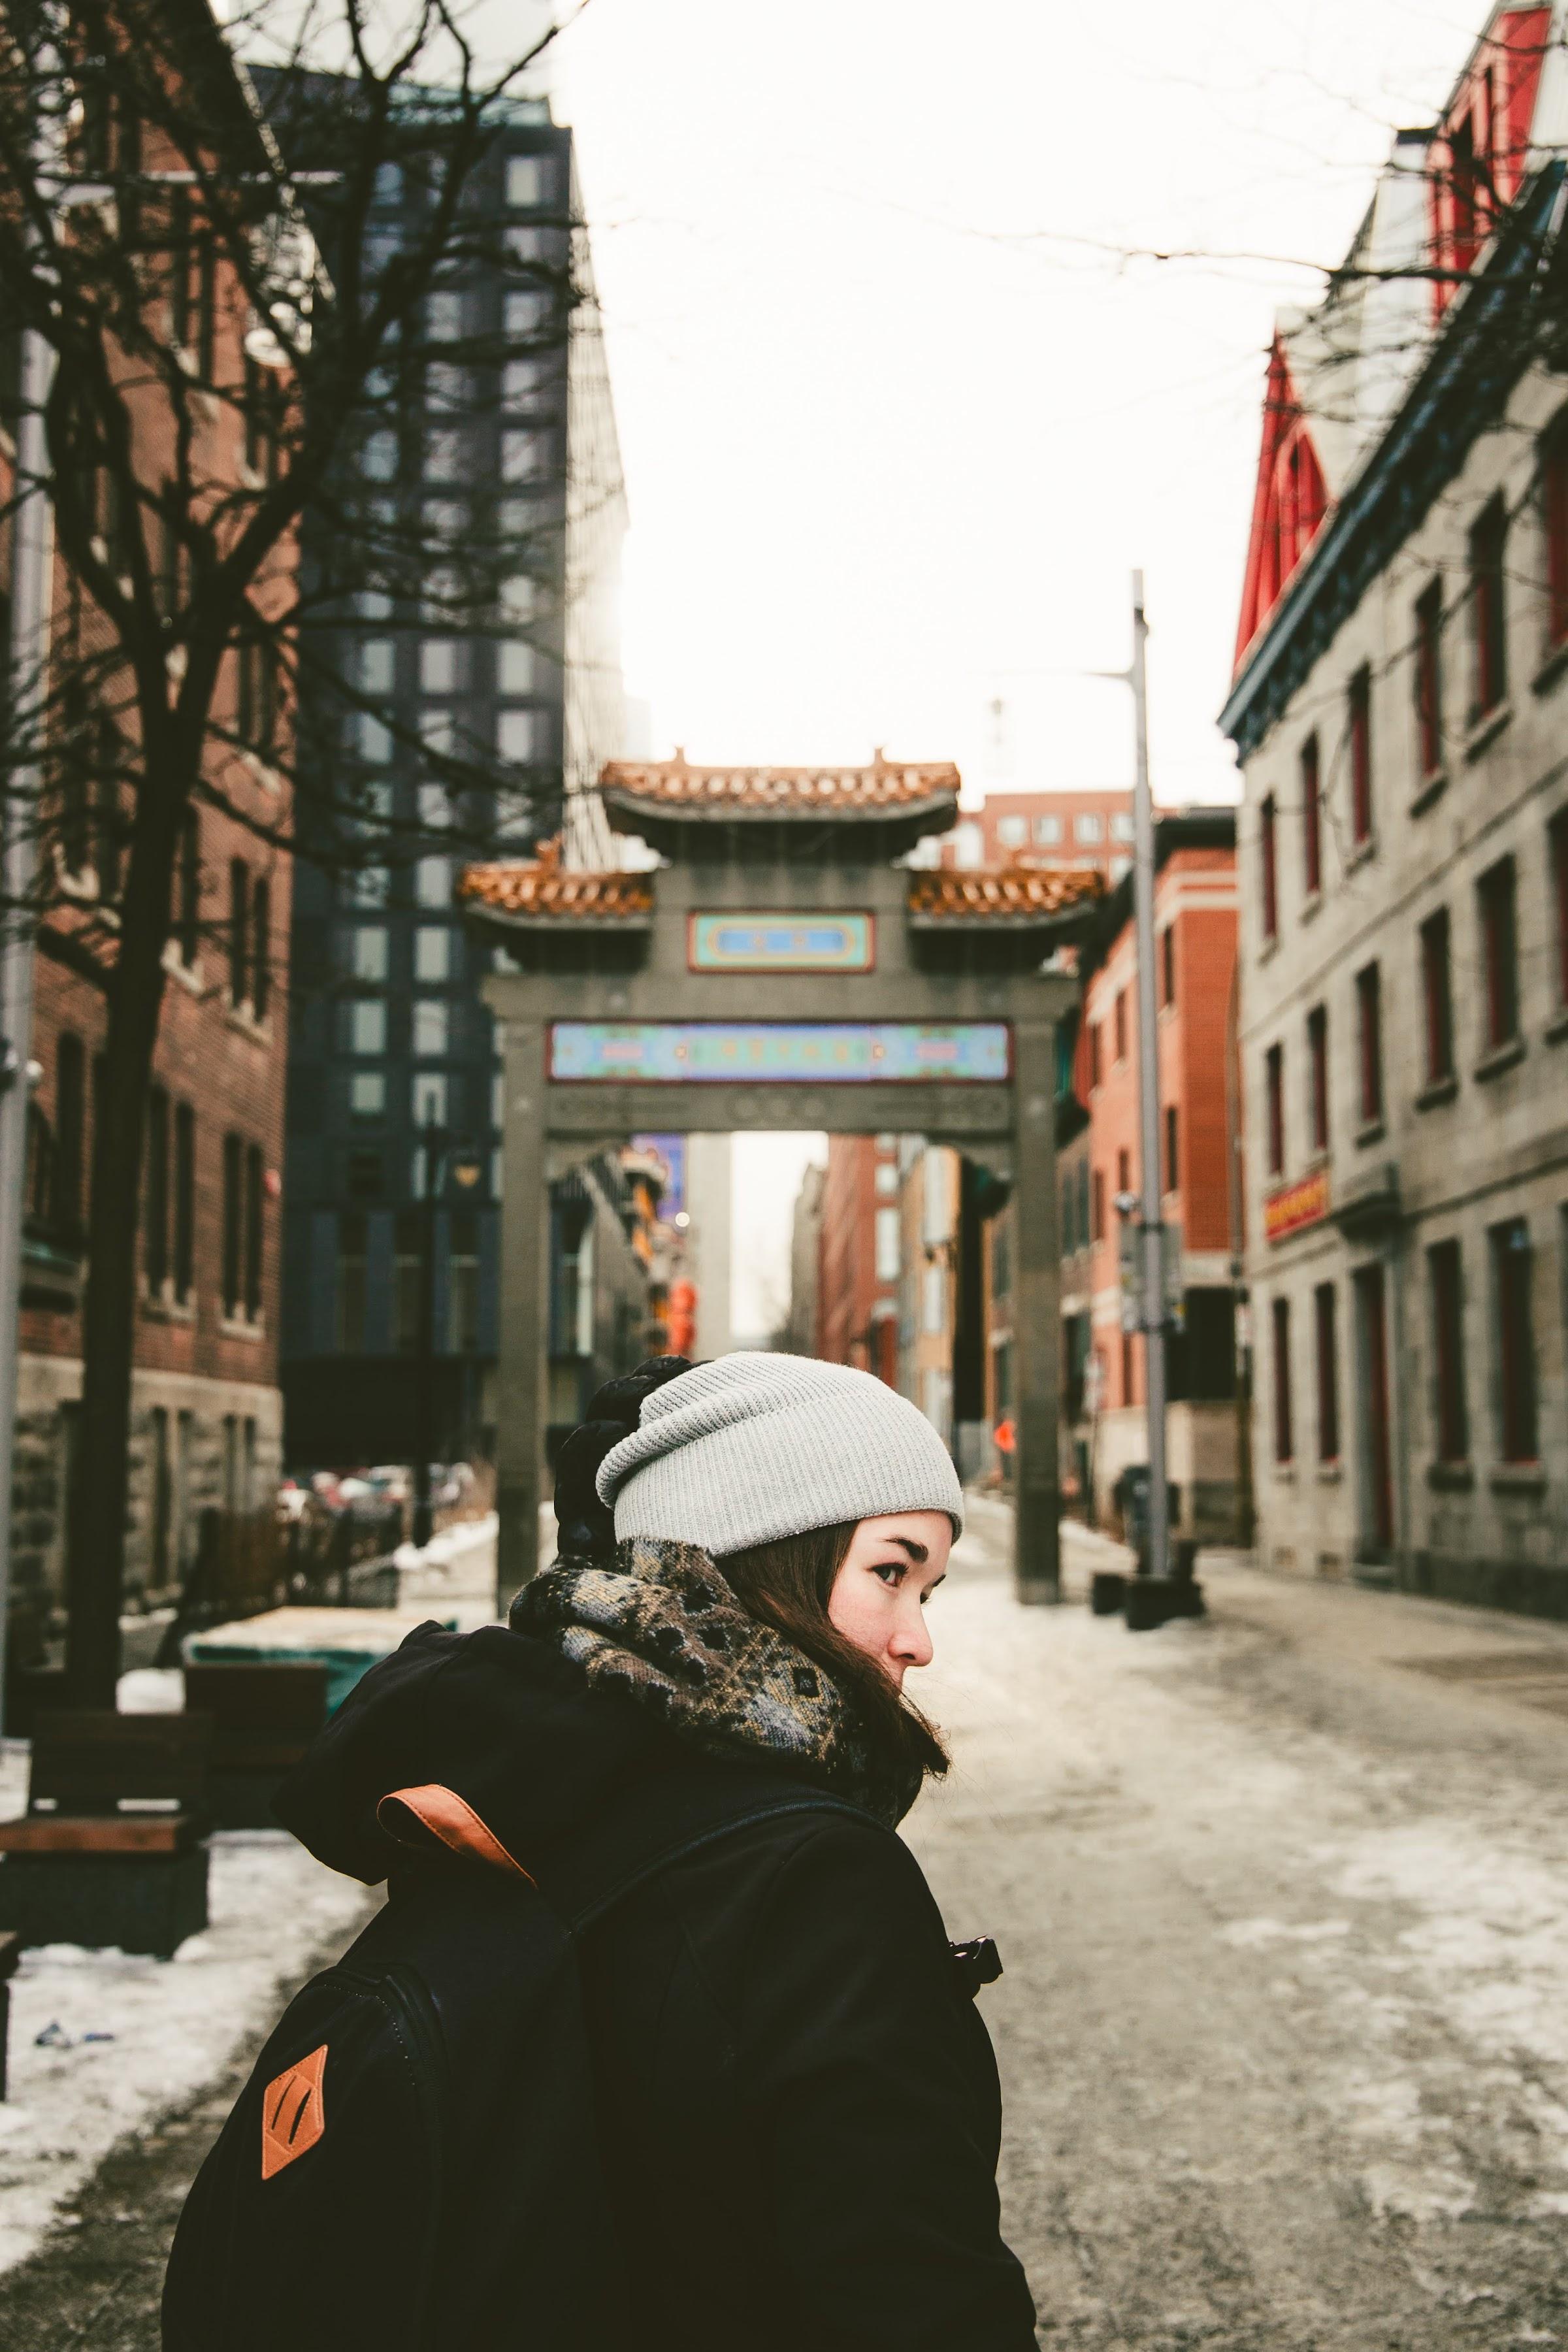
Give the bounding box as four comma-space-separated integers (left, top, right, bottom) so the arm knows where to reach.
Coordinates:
538, 0, 1484, 1333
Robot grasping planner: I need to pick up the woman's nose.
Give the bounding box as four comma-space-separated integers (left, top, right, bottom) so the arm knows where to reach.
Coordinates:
892, 1601, 934, 1671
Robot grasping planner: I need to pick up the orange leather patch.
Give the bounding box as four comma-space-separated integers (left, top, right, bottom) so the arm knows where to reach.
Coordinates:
376, 1783, 534, 1883
261, 2043, 327, 2181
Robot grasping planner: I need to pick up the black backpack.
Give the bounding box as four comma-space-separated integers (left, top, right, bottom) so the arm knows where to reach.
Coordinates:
162, 1775, 867, 2351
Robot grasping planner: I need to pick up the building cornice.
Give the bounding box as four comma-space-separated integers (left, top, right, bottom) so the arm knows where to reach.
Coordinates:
1221, 161, 1568, 762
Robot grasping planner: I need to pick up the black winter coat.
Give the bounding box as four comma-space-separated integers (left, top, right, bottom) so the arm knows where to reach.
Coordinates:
274, 1621, 1038, 2352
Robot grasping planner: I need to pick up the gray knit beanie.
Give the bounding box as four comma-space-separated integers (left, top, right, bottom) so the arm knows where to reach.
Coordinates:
596, 1352, 965, 1558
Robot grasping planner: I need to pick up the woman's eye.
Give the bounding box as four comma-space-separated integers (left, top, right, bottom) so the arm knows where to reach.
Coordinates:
871, 1561, 902, 1587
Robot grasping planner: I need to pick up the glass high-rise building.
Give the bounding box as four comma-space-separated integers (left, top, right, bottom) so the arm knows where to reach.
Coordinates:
269, 92, 627, 1470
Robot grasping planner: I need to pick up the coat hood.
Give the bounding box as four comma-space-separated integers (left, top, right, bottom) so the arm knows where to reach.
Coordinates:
272, 1621, 672, 1886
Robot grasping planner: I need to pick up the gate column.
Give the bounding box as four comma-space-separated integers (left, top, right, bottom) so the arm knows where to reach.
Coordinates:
1013, 1019, 1062, 1602
495, 1019, 549, 1612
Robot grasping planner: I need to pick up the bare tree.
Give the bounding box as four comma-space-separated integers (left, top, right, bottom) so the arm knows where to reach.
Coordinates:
0, 0, 587, 1702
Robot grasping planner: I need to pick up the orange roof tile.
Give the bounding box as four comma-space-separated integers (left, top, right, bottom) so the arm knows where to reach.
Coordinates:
600, 751, 959, 815
907, 864, 1105, 922
459, 841, 653, 921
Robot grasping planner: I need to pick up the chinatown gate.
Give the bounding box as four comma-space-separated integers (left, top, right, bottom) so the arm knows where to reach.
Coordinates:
462, 757, 1101, 1610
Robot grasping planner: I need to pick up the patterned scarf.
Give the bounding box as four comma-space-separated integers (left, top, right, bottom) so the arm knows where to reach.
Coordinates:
510, 1537, 923, 1828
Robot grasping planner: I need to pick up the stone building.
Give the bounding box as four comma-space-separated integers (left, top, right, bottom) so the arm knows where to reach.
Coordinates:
1222, 1, 1568, 1609
942, 788, 1135, 887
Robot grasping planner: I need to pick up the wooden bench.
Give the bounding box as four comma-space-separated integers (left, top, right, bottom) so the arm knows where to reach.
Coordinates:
0, 1711, 214, 1957
0, 1931, 18, 2100
184, 1662, 329, 1829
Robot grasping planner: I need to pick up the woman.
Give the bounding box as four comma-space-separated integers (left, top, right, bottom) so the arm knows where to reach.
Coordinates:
275, 1351, 1037, 2350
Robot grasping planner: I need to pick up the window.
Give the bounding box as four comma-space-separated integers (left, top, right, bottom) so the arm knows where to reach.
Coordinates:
1490, 1218, 1538, 1462
1428, 1240, 1467, 1462
419, 710, 456, 758
416, 857, 452, 908
421, 641, 459, 694
1091, 1169, 1105, 1244
874, 1206, 900, 1284
237, 632, 276, 757
1088, 1022, 1102, 1090
996, 815, 1027, 849
413, 1000, 449, 1058
145, 1086, 169, 1292
503, 357, 547, 410
353, 926, 389, 983
173, 1103, 195, 1301
1414, 579, 1444, 777
1114, 990, 1128, 1064
251, 877, 270, 1022
504, 288, 549, 339
1272, 1296, 1294, 1464
1160, 926, 1175, 1009
1266, 1043, 1284, 1177
1314, 1282, 1339, 1463
350, 1000, 385, 1056
415, 927, 451, 983
1356, 962, 1383, 1128
1164, 1105, 1179, 1194
244, 1143, 263, 1321
426, 289, 463, 342
1300, 734, 1322, 897
874, 1161, 898, 1196
506, 155, 546, 208
336, 1212, 368, 1352
359, 713, 392, 764
1117, 1148, 1132, 1199
1307, 1004, 1329, 1152
229, 860, 250, 1009
1111, 811, 1135, 843
498, 710, 541, 764
1550, 810, 1568, 1009
221, 1132, 242, 1318
412, 1071, 448, 1129
426, 361, 468, 416
498, 642, 536, 695
1348, 667, 1373, 845
1034, 813, 1062, 845
173, 809, 200, 965
501, 429, 549, 485
350, 1071, 385, 1124
425, 429, 462, 481
922, 1263, 945, 1336
1260, 793, 1279, 940
1075, 813, 1103, 844
56, 1032, 85, 1233
1419, 909, 1454, 1084
449, 1210, 480, 1353
1546, 417, 1568, 647
1477, 856, 1519, 1050
1469, 497, 1508, 719
361, 430, 398, 483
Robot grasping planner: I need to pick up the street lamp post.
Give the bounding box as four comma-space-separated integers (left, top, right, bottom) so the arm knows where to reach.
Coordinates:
411, 1115, 481, 1551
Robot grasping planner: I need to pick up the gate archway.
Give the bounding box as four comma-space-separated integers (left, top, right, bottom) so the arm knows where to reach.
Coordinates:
462, 757, 1101, 1608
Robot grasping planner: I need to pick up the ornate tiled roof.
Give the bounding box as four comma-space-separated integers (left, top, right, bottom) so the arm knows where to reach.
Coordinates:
907, 864, 1105, 923
459, 839, 653, 922
600, 750, 960, 816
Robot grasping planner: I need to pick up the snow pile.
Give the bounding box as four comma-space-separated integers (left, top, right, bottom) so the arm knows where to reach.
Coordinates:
0, 1820, 374, 2276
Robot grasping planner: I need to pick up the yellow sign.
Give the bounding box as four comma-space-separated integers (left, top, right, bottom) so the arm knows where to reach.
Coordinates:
1264, 1168, 1330, 1243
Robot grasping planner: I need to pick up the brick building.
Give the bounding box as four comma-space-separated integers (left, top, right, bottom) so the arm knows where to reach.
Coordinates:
8, 18, 294, 1625
985, 811, 1240, 1534
1223, 3, 1568, 1607
816, 1134, 900, 1381
943, 788, 1136, 887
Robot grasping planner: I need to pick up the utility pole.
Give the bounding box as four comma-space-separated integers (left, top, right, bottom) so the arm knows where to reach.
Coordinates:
0, 87, 60, 1727
1129, 570, 1171, 1585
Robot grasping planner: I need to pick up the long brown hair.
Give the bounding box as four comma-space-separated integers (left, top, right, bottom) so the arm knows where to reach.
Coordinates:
718, 1523, 949, 1787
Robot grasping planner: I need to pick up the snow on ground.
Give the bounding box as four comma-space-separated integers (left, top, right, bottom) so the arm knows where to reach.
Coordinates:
0, 1827, 374, 2276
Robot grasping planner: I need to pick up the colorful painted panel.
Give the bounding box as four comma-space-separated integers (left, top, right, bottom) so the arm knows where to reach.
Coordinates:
550, 1022, 1011, 1085
688, 913, 874, 972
